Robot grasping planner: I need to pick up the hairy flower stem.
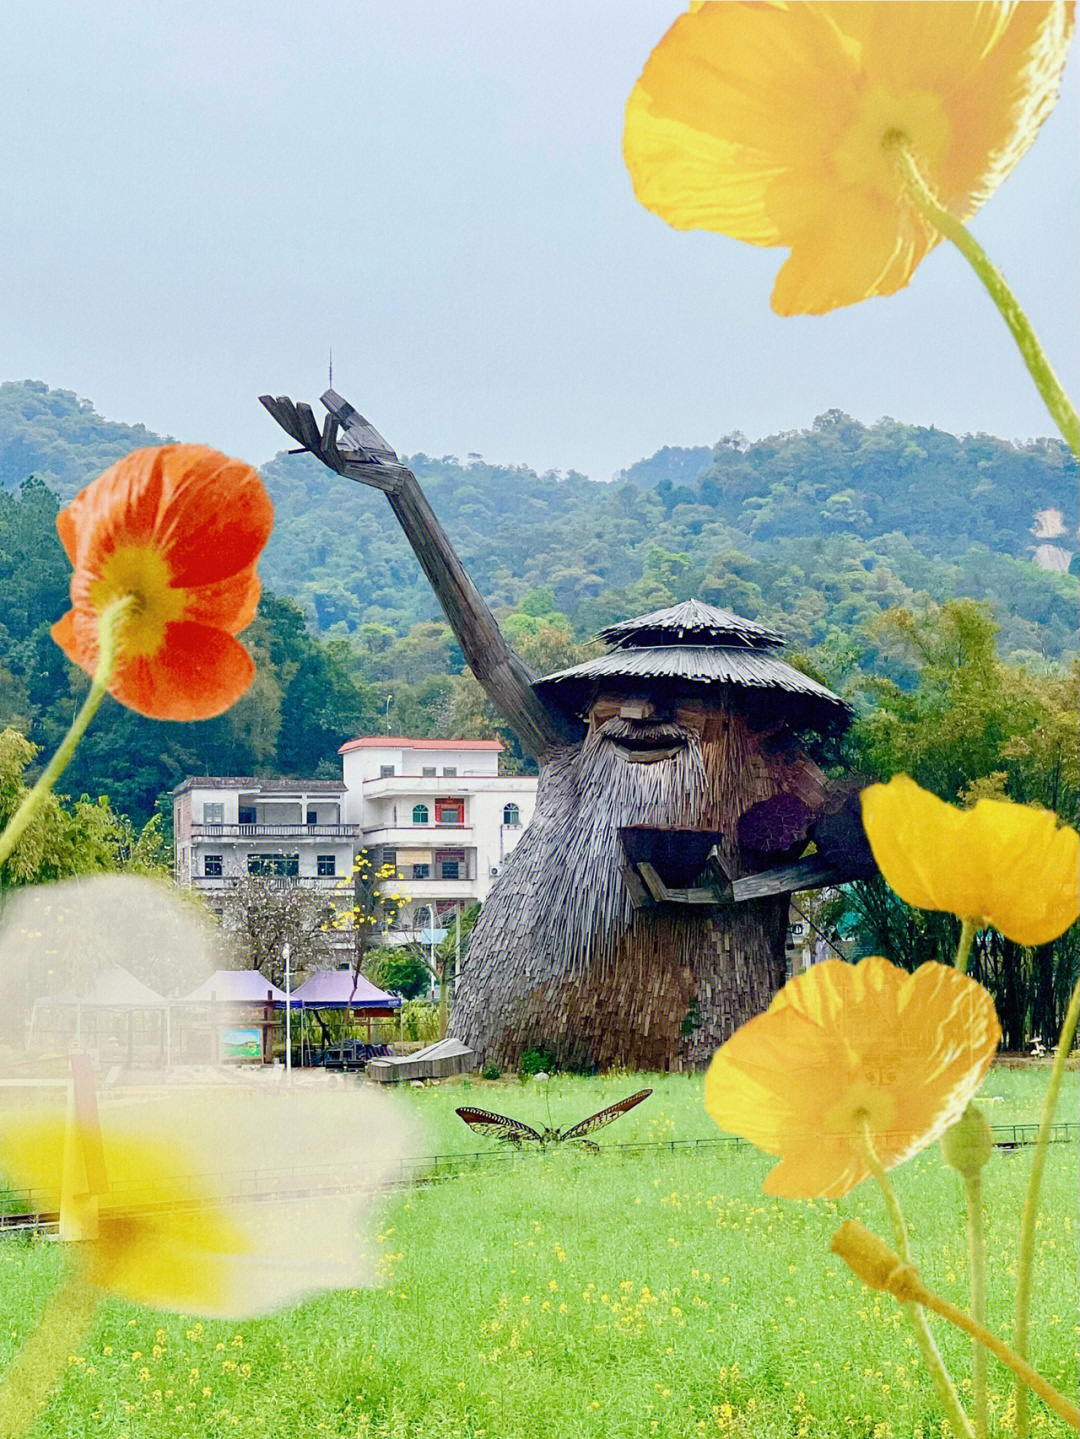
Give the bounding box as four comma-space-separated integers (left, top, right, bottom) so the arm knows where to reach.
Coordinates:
912, 1283, 1080, 1429
857, 1116, 974, 1439
963, 1172, 988, 1439
954, 919, 977, 976
887, 137, 1080, 457
0, 596, 131, 871
1013, 975, 1080, 1437
0, 1272, 100, 1438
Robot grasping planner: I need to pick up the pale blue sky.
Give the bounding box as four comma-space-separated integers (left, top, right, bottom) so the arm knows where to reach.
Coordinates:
2, 1, 1077, 480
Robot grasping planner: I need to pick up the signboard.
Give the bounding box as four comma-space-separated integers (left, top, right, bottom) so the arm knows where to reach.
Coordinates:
221, 1027, 261, 1061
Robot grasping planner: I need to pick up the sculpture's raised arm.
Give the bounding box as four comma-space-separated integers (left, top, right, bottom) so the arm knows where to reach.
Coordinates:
259, 389, 580, 757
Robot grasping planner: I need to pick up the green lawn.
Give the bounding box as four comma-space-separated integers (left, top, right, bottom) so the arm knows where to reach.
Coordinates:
3, 1065, 1075, 1439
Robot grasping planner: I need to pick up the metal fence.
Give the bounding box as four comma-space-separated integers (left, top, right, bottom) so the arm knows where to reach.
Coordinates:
0, 1122, 1074, 1233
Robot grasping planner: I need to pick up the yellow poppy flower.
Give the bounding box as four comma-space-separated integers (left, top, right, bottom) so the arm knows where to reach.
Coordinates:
624, 2, 1074, 313
0, 1086, 418, 1318
861, 775, 1080, 946
704, 956, 1000, 1197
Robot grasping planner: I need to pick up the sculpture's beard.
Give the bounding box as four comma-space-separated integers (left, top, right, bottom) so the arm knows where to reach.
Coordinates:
495, 719, 712, 985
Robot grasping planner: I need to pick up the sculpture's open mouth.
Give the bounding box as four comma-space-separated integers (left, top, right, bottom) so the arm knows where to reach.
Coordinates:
601, 718, 690, 765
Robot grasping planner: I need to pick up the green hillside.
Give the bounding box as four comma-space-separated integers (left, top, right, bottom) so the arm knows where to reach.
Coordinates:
0, 382, 1077, 825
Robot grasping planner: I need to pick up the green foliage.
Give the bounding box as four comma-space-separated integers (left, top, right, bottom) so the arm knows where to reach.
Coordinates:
398, 998, 441, 1043
367, 946, 430, 1000
480, 1062, 501, 1080
519, 1046, 557, 1077
838, 600, 1079, 1047
0, 728, 169, 887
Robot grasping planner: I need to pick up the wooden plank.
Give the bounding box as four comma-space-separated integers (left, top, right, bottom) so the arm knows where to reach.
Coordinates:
294, 401, 323, 454
620, 864, 649, 910
729, 856, 841, 903
637, 863, 670, 904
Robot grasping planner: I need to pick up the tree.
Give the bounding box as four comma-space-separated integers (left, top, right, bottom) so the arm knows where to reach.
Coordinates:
219, 877, 339, 986
365, 947, 430, 1000
841, 600, 1079, 1047
0, 728, 170, 889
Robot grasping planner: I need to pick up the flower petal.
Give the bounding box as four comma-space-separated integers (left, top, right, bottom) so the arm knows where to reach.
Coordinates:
770, 187, 934, 314
182, 566, 262, 635
706, 956, 1000, 1197
151, 447, 274, 587
861, 776, 1080, 944
110, 622, 256, 721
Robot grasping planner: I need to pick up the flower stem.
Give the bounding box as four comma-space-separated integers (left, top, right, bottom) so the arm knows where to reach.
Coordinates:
0, 597, 130, 871
954, 919, 977, 976
911, 1282, 1079, 1430
0, 1271, 100, 1438
1013, 975, 1080, 1438
963, 1171, 988, 1439
887, 137, 1080, 457
857, 1116, 974, 1439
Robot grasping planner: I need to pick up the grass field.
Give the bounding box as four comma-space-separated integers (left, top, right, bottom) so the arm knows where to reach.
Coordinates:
2, 1064, 1075, 1439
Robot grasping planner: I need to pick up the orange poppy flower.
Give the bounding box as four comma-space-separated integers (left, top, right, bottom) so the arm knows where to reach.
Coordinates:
624, 2, 1074, 314
704, 956, 1000, 1198
51, 446, 273, 721
861, 775, 1080, 946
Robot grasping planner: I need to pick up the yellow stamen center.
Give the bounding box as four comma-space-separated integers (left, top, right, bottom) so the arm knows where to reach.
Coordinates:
89, 545, 186, 659
824, 1088, 897, 1142
834, 87, 950, 201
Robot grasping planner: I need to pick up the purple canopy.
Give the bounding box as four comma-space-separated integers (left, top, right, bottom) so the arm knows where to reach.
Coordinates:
184, 970, 289, 1004
289, 970, 401, 1010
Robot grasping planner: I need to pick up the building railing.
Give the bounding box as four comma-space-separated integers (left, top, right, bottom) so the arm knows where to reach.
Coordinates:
192, 824, 358, 839
191, 875, 349, 891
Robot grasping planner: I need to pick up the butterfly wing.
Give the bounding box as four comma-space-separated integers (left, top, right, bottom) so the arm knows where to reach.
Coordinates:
456, 1107, 543, 1146
559, 1089, 653, 1145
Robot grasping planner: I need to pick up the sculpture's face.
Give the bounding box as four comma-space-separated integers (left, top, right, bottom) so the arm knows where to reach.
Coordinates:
587, 690, 708, 766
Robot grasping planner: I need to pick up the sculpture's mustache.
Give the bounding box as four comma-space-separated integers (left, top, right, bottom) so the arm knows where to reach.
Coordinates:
595, 716, 691, 765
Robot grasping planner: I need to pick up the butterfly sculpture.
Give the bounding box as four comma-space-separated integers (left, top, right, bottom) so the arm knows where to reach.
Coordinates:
456, 1089, 652, 1154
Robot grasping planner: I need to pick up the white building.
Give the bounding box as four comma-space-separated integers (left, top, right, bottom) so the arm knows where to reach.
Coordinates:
173, 738, 538, 946
338, 737, 537, 939
174, 777, 357, 904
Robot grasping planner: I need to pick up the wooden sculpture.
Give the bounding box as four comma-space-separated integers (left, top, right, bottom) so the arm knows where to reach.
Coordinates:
261, 390, 870, 1071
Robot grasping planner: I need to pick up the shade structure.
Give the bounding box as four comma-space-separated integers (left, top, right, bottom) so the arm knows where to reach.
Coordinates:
183, 970, 289, 1005
51, 965, 167, 1007
290, 971, 401, 1010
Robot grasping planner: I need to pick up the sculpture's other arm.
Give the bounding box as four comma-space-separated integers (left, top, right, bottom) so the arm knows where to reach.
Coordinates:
260, 389, 580, 758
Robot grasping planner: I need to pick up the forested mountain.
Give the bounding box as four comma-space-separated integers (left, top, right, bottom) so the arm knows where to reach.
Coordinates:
1, 381, 1077, 824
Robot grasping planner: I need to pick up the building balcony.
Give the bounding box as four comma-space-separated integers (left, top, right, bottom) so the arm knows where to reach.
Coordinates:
192, 823, 359, 840
361, 826, 474, 847
379, 877, 477, 901
190, 875, 349, 891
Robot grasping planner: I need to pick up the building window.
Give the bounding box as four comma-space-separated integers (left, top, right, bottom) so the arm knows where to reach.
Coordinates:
412, 804, 429, 825
503, 803, 520, 826
437, 804, 462, 825
381, 848, 397, 869
440, 860, 460, 880
380, 764, 395, 778
204, 854, 223, 877
307, 809, 318, 825
203, 802, 224, 823
442, 766, 457, 777
247, 853, 299, 877
412, 864, 430, 880
317, 855, 336, 877
421, 766, 437, 777
238, 807, 256, 825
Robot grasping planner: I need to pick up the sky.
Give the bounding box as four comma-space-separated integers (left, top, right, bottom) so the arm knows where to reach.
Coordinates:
2, 1, 1077, 482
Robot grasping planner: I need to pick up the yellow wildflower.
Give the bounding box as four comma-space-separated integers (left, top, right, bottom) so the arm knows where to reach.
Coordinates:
624, 2, 1073, 313
705, 956, 1000, 1197
862, 775, 1079, 945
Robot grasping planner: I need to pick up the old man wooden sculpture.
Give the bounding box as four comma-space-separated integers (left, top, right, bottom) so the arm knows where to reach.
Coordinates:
261, 390, 869, 1071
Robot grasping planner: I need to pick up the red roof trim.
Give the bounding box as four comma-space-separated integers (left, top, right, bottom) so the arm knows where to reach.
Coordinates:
338, 736, 504, 753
